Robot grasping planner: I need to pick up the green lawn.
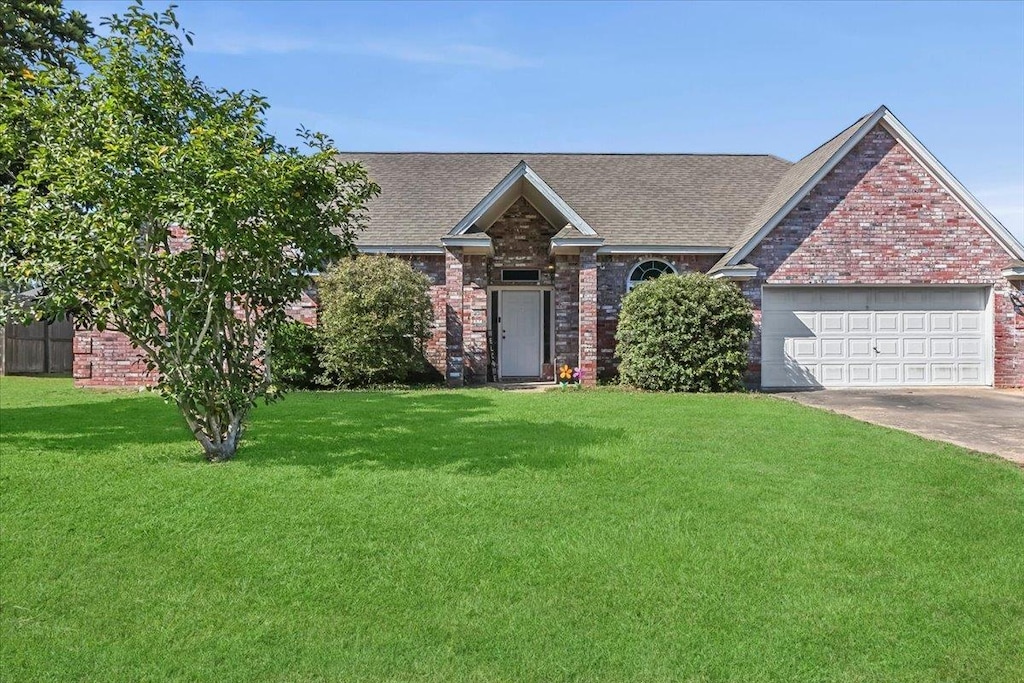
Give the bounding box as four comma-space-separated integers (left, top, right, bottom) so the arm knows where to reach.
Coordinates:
1, 377, 1022, 682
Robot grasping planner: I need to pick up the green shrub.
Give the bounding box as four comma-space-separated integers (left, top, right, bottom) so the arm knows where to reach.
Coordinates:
615, 273, 753, 392
316, 255, 433, 387
269, 320, 322, 389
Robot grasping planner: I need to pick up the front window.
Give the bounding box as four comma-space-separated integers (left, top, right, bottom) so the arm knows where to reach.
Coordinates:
627, 260, 675, 291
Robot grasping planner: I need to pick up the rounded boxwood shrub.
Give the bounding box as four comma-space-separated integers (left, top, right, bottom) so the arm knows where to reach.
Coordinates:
615, 273, 753, 392
269, 320, 322, 389
316, 255, 433, 387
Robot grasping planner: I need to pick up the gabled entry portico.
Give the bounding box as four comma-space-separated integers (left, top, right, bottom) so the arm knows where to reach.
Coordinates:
440, 161, 601, 386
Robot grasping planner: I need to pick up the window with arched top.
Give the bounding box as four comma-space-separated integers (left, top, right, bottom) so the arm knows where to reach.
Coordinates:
627, 260, 676, 291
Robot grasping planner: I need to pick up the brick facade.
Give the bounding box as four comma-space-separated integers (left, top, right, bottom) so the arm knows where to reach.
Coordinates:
741, 125, 1023, 387
73, 127, 1023, 389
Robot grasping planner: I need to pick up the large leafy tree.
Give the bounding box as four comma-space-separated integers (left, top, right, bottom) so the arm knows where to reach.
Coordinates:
1, 2, 379, 460
1, 0, 91, 73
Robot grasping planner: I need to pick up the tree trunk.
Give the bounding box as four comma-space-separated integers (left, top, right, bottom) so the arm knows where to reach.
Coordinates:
179, 403, 247, 462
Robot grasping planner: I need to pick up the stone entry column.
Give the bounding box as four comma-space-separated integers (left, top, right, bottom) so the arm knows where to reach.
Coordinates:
445, 248, 464, 386
578, 247, 598, 386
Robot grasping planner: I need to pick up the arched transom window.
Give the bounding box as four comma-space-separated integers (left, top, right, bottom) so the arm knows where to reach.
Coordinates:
627, 260, 676, 291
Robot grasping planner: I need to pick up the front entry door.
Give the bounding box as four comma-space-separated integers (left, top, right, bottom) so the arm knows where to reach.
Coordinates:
499, 291, 542, 378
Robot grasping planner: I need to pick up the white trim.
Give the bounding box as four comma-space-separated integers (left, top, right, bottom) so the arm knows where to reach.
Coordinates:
710, 264, 759, 281
440, 235, 492, 247
450, 161, 597, 236
727, 106, 1024, 267
1001, 265, 1024, 280
597, 245, 729, 255
358, 245, 445, 255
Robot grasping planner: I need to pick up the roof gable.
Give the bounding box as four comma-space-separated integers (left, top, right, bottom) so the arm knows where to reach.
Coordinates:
713, 106, 1024, 270
450, 161, 597, 236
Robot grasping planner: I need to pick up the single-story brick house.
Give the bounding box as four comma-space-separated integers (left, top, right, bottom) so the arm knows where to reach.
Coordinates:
74, 106, 1024, 389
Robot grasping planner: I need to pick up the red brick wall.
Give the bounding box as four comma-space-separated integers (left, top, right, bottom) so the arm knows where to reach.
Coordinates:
554, 254, 580, 372
74, 289, 322, 388
741, 125, 1024, 387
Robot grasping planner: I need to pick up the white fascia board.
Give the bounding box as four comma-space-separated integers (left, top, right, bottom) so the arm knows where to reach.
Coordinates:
878, 111, 1024, 261
1001, 265, 1024, 280
450, 161, 596, 236
359, 245, 445, 255
728, 106, 888, 266
549, 237, 605, 255
441, 235, 493, 247
710, 264, 759, 281
521, 166, 597, 235
597, 245, 729, 255
551, 237, 604, 248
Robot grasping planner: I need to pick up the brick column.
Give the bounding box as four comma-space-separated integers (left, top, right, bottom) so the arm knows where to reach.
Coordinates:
461, 255, 489, 384
445, 248, 464, 386
578, 248, 598, 386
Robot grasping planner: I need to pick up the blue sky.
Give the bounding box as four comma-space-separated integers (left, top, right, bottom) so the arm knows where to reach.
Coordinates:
70, 0, 1024, 242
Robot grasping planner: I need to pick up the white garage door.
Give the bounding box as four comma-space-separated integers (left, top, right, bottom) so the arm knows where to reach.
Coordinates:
761, 287, 991, 388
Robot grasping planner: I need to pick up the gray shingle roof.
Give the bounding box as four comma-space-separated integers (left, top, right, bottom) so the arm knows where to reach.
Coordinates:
712, 112, 874, 270
338, 153, 793, 248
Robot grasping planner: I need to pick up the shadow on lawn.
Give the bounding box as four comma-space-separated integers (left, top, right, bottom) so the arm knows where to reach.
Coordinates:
1, 390, 621, 476
241, 391, 622, 476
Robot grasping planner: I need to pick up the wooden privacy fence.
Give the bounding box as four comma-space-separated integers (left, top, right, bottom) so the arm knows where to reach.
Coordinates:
1, 315, 74, 375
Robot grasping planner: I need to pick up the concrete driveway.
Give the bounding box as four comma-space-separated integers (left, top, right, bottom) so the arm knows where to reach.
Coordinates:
777, 388, 1024, 464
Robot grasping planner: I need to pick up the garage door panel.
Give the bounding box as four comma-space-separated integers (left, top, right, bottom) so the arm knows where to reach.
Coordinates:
820, 314, 845, 333
820, 339, 845, 358
876, 313, 899, 333
904, 364, 928, 383
930, 312, 954, 332
957, 338, 982, 358
849, 364, 873, 383
820, 365, 846, 384
762, 287, 989, 388
930, 338, 955, 358
876, 364, 901, 384
932, 365, 955, 383
903, 338, 927, 358
848, 339, 873, 358
875, 338, 899, 358
958, 365, 982, 382
957, 312, 981, 332
903, 312, 927, 332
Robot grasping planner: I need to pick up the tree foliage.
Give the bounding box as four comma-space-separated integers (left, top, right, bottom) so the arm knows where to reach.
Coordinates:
1, 2, 379, 460
615, 273, 753, 392
2, 0, 92, 187
316, 255, 433, 387
1, 0, 91, 73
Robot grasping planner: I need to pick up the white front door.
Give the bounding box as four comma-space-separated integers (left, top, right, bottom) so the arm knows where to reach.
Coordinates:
761, 286, 991, 388
499, 290, 542, 378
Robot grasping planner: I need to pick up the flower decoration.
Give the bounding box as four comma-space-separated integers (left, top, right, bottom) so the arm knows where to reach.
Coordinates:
559, 364, 573, 381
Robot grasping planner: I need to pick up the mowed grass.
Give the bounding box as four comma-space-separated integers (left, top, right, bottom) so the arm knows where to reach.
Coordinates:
1, 378, 1023, 682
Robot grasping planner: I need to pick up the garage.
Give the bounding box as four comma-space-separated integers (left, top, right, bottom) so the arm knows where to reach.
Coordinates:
761, 286, 991, 388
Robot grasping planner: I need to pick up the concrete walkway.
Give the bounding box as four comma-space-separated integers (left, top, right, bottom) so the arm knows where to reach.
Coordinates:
778, 388, 1024, 465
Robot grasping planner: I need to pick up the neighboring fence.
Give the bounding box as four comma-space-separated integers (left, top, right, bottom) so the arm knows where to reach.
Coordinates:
0, 315, 74, 375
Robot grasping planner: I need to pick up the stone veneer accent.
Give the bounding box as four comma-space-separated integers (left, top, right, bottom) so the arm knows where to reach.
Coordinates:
741, 125, 1023, 387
